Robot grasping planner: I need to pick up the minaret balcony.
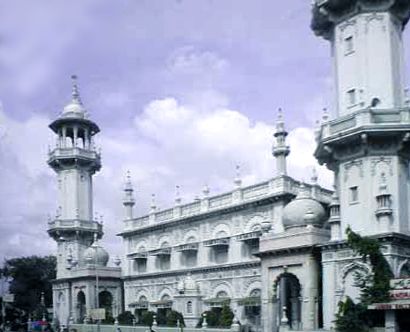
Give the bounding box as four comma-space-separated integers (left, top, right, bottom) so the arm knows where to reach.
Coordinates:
316, 108, 410, 163
48, 147, 101, 165
47, 218, 103, 237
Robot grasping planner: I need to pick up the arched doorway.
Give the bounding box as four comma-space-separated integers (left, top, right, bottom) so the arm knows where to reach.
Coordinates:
77, 291, 86, 323
134, 295, 148, 324
99, 291, 113, 321
274, 273, 301, 330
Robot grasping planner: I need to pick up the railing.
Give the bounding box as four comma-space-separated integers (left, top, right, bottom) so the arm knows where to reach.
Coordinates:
209, 193, 232, 209
149, 247, 172, 256
181, 202, 201, 216
235, 231, 262, 242
321, 108, 410, 140
123, 176, 332, 232
48, 147, 100, 160
48, 219, 102, 232
203, 237, 230, 247
70, 324, 231, 332
126, 252, 148, 259
175, 243, 199, 252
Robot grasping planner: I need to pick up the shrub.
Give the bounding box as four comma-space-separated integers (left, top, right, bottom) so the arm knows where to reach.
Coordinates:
117, 311, 135, 325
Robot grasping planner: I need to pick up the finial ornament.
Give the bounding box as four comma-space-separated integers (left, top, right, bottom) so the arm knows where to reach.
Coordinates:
71, 75, 82, 105
311, 167, 318, 185
175, 185, 182, 205
150, 193, 157, 212
202, 184, 210, 197
322, 107, 329, 122
234, 164, 242, 187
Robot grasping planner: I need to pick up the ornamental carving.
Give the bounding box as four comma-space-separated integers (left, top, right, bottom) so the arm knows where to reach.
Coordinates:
343, 160, 363, 182
370, 157, 393, 176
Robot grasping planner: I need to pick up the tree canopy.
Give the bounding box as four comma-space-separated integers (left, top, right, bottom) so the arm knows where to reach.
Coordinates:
1, 255, 56, 317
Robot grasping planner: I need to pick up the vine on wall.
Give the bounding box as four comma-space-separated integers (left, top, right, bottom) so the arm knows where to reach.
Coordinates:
335, 227, 393, 332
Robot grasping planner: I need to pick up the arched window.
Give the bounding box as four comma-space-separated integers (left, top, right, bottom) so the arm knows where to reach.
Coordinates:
187, 301, 193, 314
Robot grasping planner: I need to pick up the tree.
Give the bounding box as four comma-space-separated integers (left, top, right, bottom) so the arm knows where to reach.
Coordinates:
1, 256, 56, 318
166, 310, 184, 327
117, 311, 135, 325
219, 304, 234, 327
140, 311, 154, 327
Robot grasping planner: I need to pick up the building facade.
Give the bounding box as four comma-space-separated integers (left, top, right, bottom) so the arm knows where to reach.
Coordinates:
47, 1, 410, 331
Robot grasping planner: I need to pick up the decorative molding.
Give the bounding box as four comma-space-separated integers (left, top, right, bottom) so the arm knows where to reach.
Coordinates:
370, 157, 393, 176
343, 160, 364, 182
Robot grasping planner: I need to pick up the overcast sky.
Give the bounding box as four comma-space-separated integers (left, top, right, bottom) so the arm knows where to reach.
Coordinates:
1, 0, 410, 263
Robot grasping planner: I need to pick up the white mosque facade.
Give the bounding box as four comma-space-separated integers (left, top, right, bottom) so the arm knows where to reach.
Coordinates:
47, 1, 410, 331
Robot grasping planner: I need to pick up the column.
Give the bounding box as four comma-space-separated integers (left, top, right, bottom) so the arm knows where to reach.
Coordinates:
73, 126, 78, 147
302, 255, 318, 330
62, 127, 67, 148
385, 310, 399, 332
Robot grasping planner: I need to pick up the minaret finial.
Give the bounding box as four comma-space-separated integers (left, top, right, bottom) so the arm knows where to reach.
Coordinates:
311, 167, 318, 185
150, 193, 157, 212
321, 107, 329, 123
202, 184, 210, 197
175, 185, 182, 205
71, 74, 82, 105
234, 164, 242, 188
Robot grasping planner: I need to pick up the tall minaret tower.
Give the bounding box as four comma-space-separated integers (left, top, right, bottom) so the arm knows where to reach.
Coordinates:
313, 0, 410, 236
312, 2, 410, 329
47, 76, 102, 278
272, 108, 290, 176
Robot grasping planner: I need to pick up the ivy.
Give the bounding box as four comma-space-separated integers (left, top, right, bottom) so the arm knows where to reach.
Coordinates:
346, 227, 393, 304
335, 228, 393, 332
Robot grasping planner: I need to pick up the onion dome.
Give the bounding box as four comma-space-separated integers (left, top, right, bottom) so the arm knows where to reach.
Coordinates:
282, 183, 326, 230
83, 239, 110, 267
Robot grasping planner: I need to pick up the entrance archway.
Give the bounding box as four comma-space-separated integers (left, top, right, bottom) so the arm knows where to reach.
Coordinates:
99, 291, 113, 321
274, 273, 301, 330
77, 291, 86, 323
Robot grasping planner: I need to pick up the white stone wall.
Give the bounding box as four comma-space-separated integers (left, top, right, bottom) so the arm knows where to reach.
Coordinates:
333, 12, 405, 116
338, 156, 410, 237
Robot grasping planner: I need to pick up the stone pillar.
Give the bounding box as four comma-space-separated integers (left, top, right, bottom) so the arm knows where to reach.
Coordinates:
302, 255, 319, 330
73, 126, 78, 147
62, 127, 67, 148
385, 310, 399, 332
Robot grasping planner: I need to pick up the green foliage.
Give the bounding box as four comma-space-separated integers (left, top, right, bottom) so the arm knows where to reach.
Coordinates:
166, 310, 184, 327
219, 304, 234, 327
117, 311, 135, 325
140, 311, 154, 327
1, 256, 56, 315
335, 297, 369, 332
346, 227, 393, 304
335, 228, 393, 332
197, 306, 233, 328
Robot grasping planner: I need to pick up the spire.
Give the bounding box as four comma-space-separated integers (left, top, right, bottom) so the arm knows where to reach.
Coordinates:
311, 167, 318, 185
150, 194, 157, 213
202, 184, 210, 198
234, 164, 242, 188
71, 74, 82, 105
123, 171, 135, 219
321, 107, 329, 123
272, 108, 290, 176
175, 185, 182, 205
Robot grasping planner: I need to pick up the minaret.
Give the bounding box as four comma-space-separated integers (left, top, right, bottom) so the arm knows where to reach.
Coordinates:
47, 75, 102, 278
123, 171, 135, 220
272, 108, 290, 176
313, 0, 410, 236
312, 1, 410, 115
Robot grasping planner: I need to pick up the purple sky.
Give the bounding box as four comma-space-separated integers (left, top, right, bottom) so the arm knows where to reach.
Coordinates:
1, 0, 410, 263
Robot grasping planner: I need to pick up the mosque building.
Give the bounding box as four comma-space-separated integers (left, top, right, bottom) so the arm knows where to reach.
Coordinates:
46, 1, 410, 331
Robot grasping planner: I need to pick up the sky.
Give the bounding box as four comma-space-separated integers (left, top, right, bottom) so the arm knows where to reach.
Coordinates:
1, 0, 409, 264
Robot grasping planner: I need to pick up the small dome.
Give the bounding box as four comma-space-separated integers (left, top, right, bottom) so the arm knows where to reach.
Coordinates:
62, 101, 86, 119
83, 242, 109, 267
282, 184, 326, 230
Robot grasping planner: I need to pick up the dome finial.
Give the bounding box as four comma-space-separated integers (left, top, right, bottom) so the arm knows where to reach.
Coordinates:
71, 74, 82, 105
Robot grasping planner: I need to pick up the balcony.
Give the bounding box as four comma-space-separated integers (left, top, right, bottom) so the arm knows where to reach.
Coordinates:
204, 237, 230, 247
48, 147, 100, 161
236, 230, 262, 242
175, 243, 199, 252
150, 300, 173, 309
148, 248, 172, 256
48, 219, 102, 237
127, 251, 148, 260
128, 301, 148, 309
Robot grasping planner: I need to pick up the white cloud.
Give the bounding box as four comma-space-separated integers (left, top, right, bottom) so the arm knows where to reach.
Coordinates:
0, 95, 332, 262
167, 46, 229, 74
